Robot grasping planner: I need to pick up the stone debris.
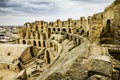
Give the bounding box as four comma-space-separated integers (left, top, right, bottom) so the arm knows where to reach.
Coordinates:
0, 0, 120, 80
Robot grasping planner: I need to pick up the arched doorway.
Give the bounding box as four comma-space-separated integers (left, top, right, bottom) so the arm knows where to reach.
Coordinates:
33, 41, 36, 46
23, 40, 26, 44
48, 28, 51, 38
46, 51, 51, 64
106, 19, 111, 33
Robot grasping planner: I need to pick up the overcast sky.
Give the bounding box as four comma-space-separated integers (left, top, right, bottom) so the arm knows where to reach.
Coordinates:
0, 0, 114, 25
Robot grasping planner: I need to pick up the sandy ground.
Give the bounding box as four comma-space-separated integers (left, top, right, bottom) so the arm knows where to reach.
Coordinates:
0, 69, 17, 80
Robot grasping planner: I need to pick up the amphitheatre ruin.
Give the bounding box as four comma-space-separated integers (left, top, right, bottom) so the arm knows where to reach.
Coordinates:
0, 0, 120, 80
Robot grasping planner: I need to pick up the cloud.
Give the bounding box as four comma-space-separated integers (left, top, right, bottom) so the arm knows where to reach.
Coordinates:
71, 0, 113, 3
0, 0, 114, 25
0, 0, 59, 16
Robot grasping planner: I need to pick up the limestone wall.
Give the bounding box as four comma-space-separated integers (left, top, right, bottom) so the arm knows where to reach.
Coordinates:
17, 0, 120, 47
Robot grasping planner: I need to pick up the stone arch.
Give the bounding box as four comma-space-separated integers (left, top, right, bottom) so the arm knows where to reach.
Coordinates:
62, 28, 66, 32
32, 32, 35, 39
38, 41, 41, 47
43, 41, 46, 47
76, 29, 79, 33
23, 40, 26, 44
81, 29, 84, 34
33, 41, 36, 46
41, 26, 43, 29
70, 35, 73, 41
68, 28, 71, 33
36, 26, 38, 31
53, 28, 56, 31
74, 22, 77, 26
74, 37, 77, 42
66, 34, 69, 39
50, 42, 53, 47
57, 28, 60, 32
38, 33, 40, 39
7, 65, 9, 69
54, 44, 56, 51
106, 19, 111, 33
78, 39, 81, 45
48, 28, 51, 38
46, 51, 51, 64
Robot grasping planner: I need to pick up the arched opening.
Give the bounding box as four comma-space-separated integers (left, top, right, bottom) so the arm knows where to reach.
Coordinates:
50, 43, 53, 47
46, 51, 51, 64
79, 39, 81, 45
33, 41, 36, 46
43, 41, 46, 47
41, 26, 43, 29
106, 19, 111, 33
81, 29, 84, 34
57, 28, 60, 32
66, 34, 69, 39
36, 26, 38, 31
71, 36, 73, 41
54, 44, 56, 51
7, 65, 9, 69
75, 37, 77, 42
23, 40, 26, 44
68, 28, 71, 33
53, 28, 55, 31
74, 22, 77, 26
62, 28, 66, 32
32, 32, 35, 39
38, 41, 41, 47
30, 47, 34, 57
38, 33, 40, 39
48, 28, 51, 38
76, 29, 79, 33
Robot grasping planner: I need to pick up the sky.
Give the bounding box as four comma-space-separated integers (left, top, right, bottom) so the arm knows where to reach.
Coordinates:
0, 0, 114, 26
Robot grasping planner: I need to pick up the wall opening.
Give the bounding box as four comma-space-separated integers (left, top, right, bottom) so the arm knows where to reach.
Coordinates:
81, 29, 84, 34
48, 28, 51, 38
46, 51, 51, 64
36, 26, 38, 31
53, 28, 55, 31
33, 41, 36, 46
41, 26, 43, 29
57, 28, 60, 32
62, 28, 66, 32
7, 65, 9, 69
43, 41, 46, 47
68, 28, 71, 33
38, 33, 40, 39
38, 41, 41, 47
23, 40, 26, 44
50, 43, 53, 47
66, 34, 69, 39
106, 19, 111, 33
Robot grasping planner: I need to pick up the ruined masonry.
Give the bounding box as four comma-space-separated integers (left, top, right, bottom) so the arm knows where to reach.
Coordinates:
0, 0, 120, 80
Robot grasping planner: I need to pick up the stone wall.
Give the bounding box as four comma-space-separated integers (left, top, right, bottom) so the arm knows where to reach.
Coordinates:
17, 0, 120, 46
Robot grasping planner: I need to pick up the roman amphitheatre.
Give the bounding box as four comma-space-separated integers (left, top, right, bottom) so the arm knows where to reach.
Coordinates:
0, 0, 120, 80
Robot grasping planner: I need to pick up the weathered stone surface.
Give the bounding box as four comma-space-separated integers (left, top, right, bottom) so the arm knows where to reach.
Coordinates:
0, 0, 120, 80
